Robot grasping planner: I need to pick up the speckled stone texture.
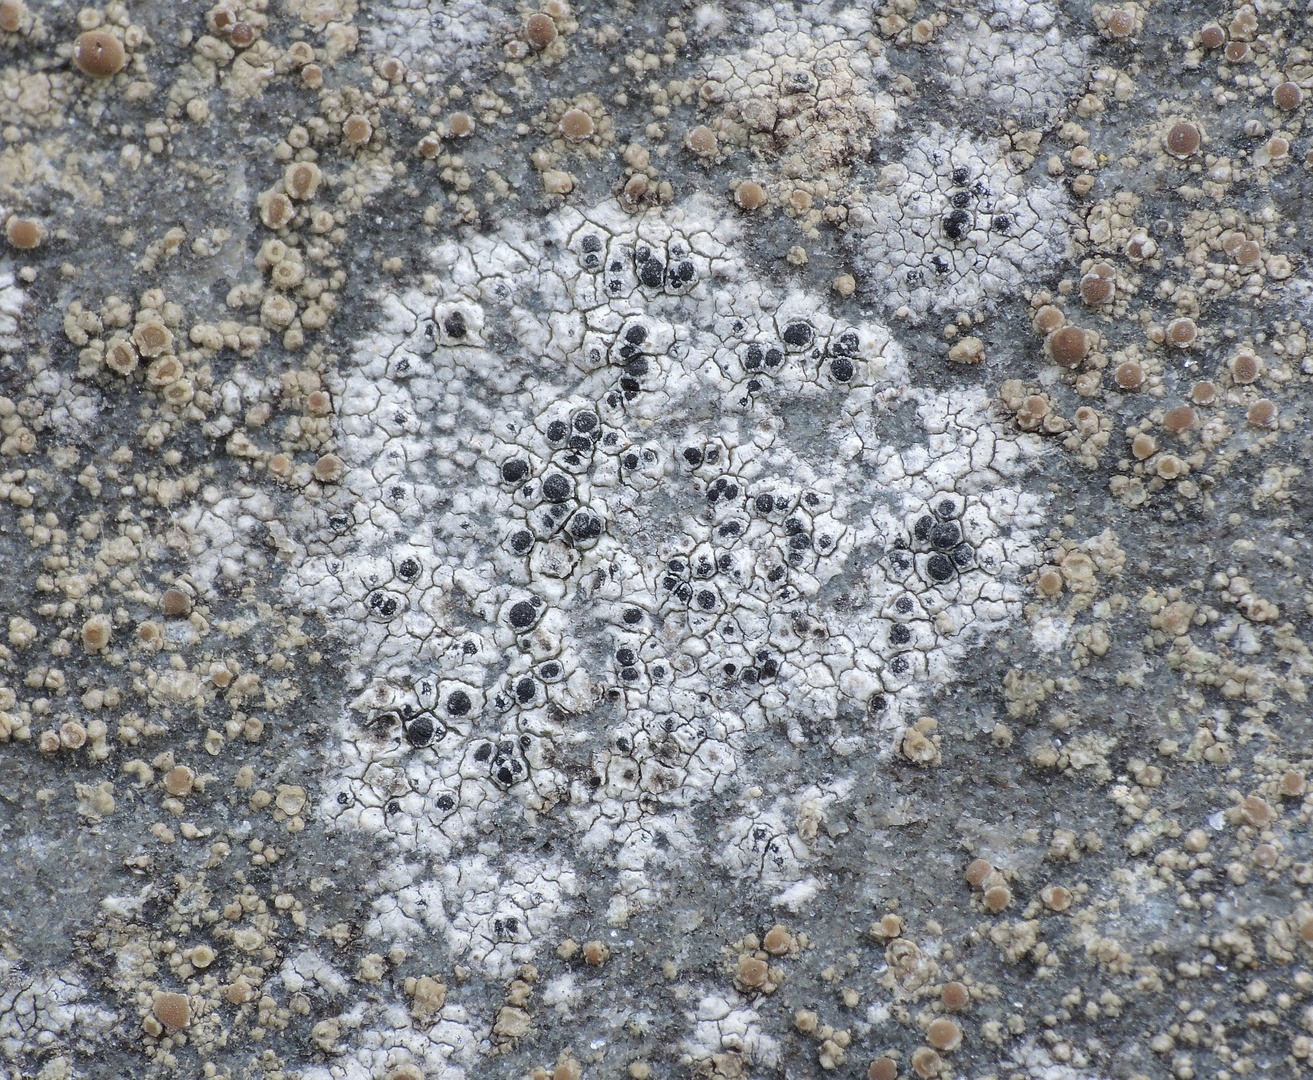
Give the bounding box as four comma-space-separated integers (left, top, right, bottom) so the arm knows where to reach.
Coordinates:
0, 3, 1312, 1080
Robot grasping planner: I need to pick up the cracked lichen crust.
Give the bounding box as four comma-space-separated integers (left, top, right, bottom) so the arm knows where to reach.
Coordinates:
853, 124, 1072, 318
286, 193, 1046, 994
941, 0, 1089, 120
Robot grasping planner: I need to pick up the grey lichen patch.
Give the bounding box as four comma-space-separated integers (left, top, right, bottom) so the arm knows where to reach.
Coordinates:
285, 191, 1046, 1023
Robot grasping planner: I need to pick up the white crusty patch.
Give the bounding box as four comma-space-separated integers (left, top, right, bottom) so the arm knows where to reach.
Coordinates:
942, 0, 1090, 119
284, 189, 1048, 1062
852, 125, 1072, 318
